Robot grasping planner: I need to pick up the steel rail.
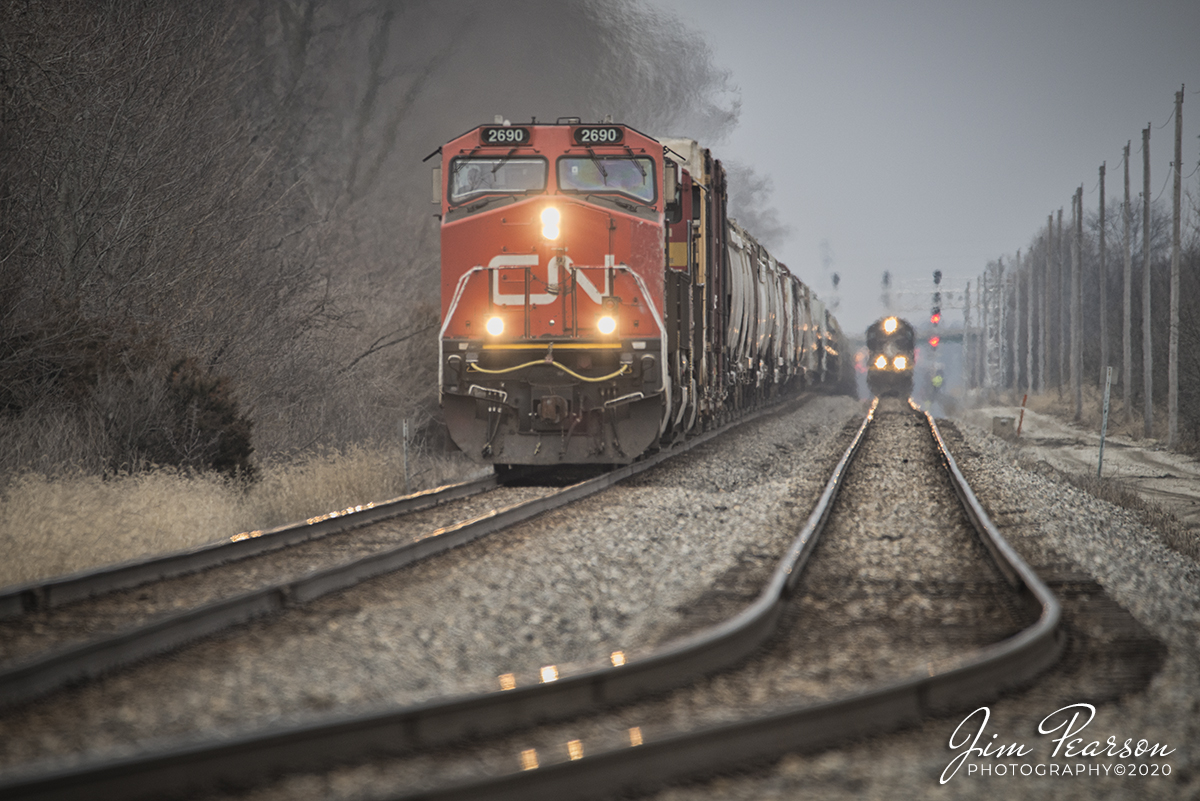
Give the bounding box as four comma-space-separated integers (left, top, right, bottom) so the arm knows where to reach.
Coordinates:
0, 393, 846, 801
0, 473, 600, 708
0, 395, 813, 718
394, 402, 1064, 800
0, 475, 499, 619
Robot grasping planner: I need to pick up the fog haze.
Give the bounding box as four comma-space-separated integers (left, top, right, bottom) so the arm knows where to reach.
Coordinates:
652, 0, 1200, 334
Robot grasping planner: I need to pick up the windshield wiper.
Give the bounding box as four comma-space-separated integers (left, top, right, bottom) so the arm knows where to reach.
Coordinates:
491, 147, 519, 175
622, 145, 646, 178
585, 146, 609, 184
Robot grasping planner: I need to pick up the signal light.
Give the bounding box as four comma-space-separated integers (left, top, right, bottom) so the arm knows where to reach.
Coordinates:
930, 312, 941, 325
929, 335, 940, 348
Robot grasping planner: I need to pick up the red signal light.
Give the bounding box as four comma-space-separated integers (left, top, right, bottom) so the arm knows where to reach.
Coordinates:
930, 312, 941, 325
929, 335, 940, 348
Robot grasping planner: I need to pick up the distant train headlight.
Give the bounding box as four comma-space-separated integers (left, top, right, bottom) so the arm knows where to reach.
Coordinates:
893, 355, 908, 370
486, 316, 505, 336
873, 354, 888, 370
597, 315, 617, 335
541, 207, 561, 240
883, 317, 898, 334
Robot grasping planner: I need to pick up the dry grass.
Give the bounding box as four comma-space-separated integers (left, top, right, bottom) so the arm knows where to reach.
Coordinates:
1021, 383, 1182, 445
0, 446, 486, 589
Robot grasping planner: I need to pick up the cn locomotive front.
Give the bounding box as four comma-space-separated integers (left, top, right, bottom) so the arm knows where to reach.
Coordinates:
433, 119, 845, 467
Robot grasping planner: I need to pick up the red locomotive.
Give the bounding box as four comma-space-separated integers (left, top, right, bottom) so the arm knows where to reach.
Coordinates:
434, 118, 846, 467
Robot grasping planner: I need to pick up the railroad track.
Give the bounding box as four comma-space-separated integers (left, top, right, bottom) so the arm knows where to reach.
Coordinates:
0, 394, 833, 736
0, 471, 562, 706
0, 474, 500, 619
0, 411, 771, 709
0, 397, 1064, 800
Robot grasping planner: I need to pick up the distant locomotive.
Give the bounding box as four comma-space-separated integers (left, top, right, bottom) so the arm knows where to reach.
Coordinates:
865, 316, 915, 398
433, 119, 849, 467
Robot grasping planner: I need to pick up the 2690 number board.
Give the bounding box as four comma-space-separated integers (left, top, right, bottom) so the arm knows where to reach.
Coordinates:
573, 126, 624, 145
479, 126, 531, 146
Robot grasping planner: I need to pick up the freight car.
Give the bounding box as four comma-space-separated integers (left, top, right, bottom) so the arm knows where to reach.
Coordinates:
865, 315, 915, 398
433, 119, 847, 467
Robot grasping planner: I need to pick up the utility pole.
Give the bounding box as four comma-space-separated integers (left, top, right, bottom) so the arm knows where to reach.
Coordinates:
1099, 162, 1108, 388
1123, 142, 1133, 422
1057, 207, 1066, 395
998, 258, 1007, 390
1042, 216, 1050, 393
1015, 250, 1023, 391
960, 282, 969, 388
1026, 247, 1034, 393
1071, 186, 1083, 421
1168, 85, 1183, 448
1142, 125, 1153, 438
981, 270, 990, 389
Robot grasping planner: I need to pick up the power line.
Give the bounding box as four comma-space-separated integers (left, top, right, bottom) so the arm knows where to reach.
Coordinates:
1151, 167, 1174, 204
1155, 105, 1176, 130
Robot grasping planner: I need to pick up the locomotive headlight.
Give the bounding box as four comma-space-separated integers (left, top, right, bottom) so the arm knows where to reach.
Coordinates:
893, 355, 908, 370
874, 354, 888, 370
883, 317, 898, 334
540, 207, 561, 240
486, 316, 505, 336
597, 315, 617, 335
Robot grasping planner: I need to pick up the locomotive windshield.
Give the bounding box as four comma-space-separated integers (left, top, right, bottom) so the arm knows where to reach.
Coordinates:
448, 157, 547, 203
557, 157, 656, 204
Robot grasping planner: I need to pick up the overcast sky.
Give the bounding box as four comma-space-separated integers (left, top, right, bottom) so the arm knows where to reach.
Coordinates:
651, 0, 1200, 334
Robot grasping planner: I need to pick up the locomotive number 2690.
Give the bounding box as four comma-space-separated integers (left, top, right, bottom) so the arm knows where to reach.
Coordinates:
480, 126, 531, 145
573, 126, 624, 145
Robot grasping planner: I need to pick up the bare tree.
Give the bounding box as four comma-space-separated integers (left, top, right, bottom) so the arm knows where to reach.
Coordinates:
1, 0, 744, 474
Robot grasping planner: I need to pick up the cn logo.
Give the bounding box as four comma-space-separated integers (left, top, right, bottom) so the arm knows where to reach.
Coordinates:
489, 254, 613, 306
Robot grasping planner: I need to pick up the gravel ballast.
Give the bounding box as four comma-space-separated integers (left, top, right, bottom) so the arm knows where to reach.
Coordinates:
0, 394, 866, 778
633, 413, 1200, 801
0, 485, 557, 667
206, 397, 1044, 800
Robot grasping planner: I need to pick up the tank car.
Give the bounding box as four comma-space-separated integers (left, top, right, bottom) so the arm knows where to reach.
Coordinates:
433, 119, 846, 467
865, 316, 915, 397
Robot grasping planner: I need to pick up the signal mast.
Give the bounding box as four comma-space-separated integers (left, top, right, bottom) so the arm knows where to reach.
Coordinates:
930, 270, 943, 390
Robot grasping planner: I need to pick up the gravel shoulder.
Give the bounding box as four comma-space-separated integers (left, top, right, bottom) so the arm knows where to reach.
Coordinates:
963, 403, 1200, 531
634, 410, 1200, 801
